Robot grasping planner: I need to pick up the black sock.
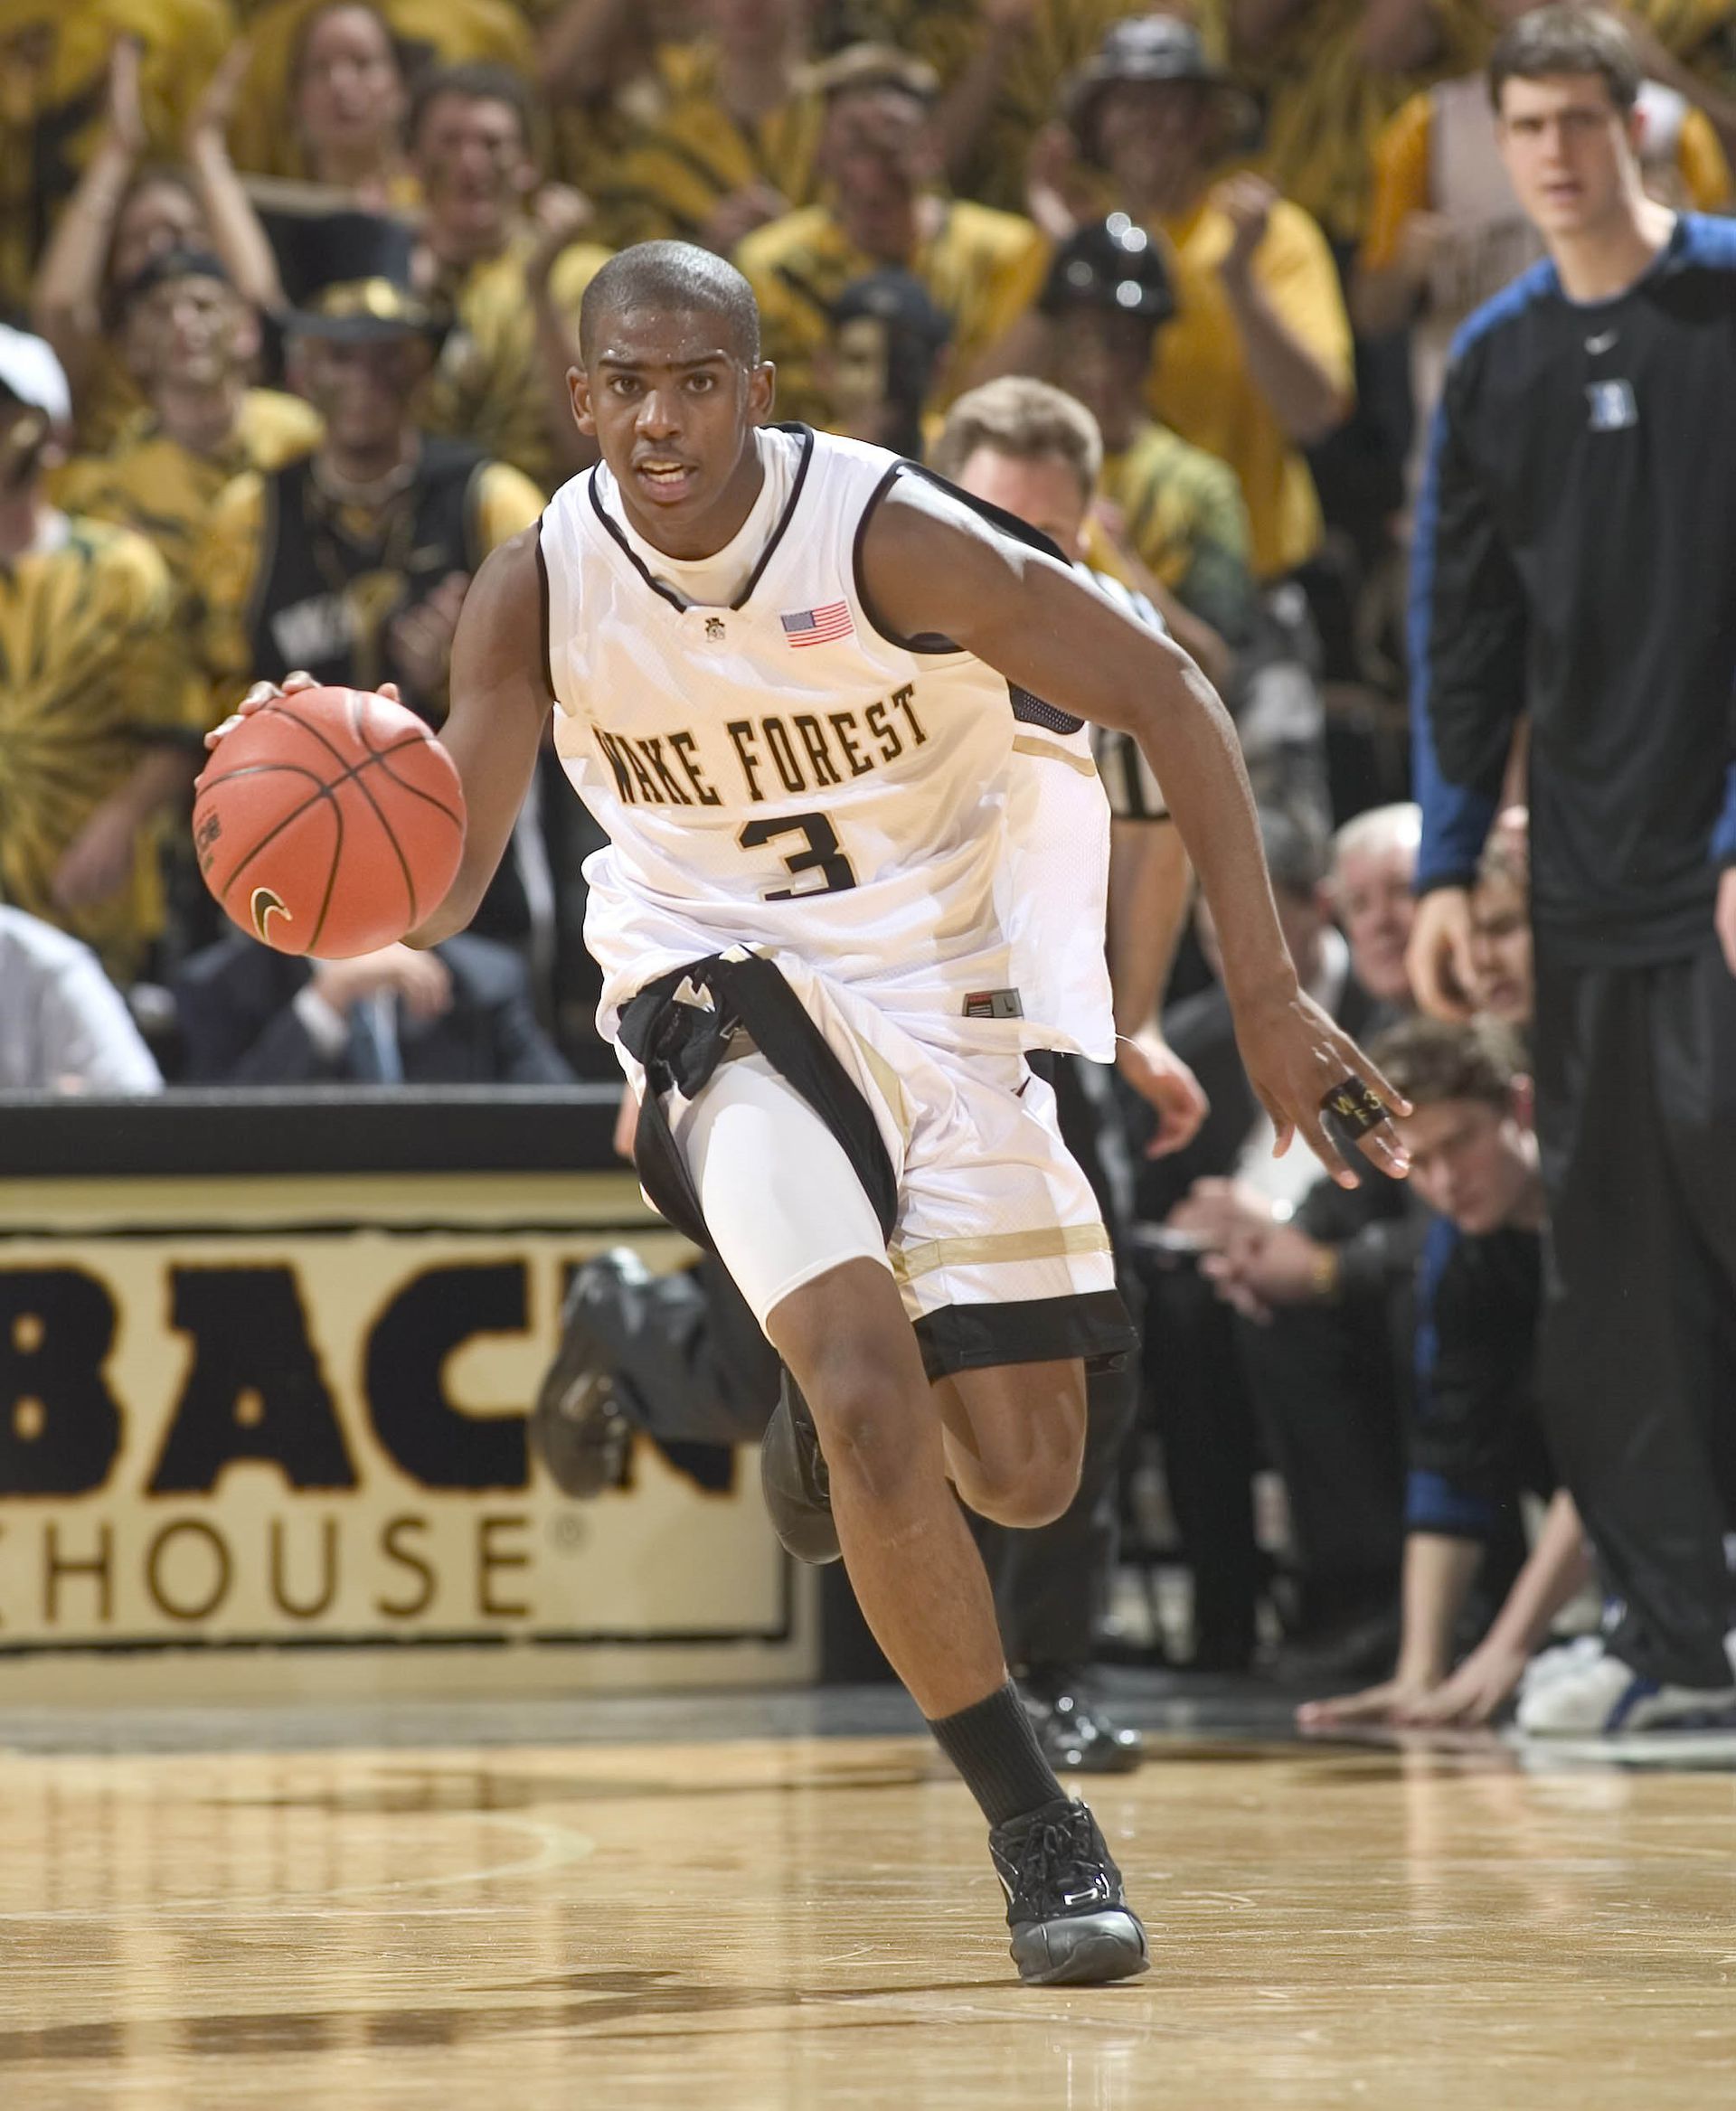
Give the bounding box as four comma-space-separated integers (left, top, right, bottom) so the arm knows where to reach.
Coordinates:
926, 1681, 1065, 1828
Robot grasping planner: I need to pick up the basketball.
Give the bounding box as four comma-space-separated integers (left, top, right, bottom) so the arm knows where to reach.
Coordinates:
192, 685, 467, 958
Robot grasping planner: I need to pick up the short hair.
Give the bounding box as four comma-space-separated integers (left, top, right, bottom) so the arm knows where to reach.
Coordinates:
1369, 1014, 1526, 1113
1488, 4, 1642, 116
579, 241, 762, 365
929, 377, 1103, 500
1260, 805, 1331, 901
409, 62, 534, 151
1331, 801, 1420, 884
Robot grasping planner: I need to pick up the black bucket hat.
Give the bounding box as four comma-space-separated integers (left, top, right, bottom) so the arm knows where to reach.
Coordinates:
1065, 15, 1260, 163
273, 210, 441, 343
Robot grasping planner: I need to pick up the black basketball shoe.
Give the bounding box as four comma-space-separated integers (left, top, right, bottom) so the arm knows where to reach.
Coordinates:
530, 1259, 634, 1497
759, 1370, 841, 1564
988, 1796, 1150, 1985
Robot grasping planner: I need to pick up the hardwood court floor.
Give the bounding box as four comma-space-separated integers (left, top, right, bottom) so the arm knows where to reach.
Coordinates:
2, 1696, 1734, 2110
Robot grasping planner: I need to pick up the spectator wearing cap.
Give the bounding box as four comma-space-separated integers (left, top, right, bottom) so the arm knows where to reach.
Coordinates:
0, 906, 164, 1095
585, 0, 828, 255
191, 215, 547, 956
410, 64, 614, 490
1038, 215, 1256, 654
735, 44, 1052, 429
814, 270, 953, 461
0, 325, 205, 985
1022, 16, 1354, 588
54, 249, 323, 605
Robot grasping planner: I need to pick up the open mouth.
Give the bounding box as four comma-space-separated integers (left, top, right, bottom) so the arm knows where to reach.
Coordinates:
634, 459, 698, 501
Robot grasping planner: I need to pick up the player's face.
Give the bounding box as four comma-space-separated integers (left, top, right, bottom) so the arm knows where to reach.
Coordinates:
1052, 309, 1148, 452
414, 94, 534, 245
296, 6, 406, 159
951, 445, 1090, 559
126, 275, 254, 391
1399, 1097, 1533, 1235
1470, 871, 1533, 1027
574, 305, 776, 554
1333, 838, 1417, 1006
1495, 74, 1643, 238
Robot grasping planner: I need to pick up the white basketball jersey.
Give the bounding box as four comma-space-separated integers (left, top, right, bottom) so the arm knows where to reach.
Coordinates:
539, 428, 1115, 1059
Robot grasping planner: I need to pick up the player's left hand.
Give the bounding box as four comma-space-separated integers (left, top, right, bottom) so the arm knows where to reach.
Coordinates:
205, 672, 405, 749
1716, 865, 1736, 978
1117, 1030, 1209, 1155
52, 793, 138, 909
1232, 983, 1410, 1187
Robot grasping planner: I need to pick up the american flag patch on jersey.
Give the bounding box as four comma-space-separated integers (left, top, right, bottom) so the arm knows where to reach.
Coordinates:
780, 600, 854, 646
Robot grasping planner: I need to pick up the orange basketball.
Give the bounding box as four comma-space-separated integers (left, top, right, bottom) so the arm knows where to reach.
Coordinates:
193, 686, 467, 958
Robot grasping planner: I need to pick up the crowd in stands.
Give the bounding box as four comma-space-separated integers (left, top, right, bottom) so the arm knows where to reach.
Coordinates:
5, 0, 1735, 1728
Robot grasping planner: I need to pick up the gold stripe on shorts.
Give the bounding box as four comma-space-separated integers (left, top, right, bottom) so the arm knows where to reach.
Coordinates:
1012, 735, 1099, 777
889, 1221, 1112, 1285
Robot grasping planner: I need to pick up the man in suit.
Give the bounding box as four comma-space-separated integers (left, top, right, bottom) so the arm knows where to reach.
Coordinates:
173, 933, 573, 1087
1132, 806, 1415, 1671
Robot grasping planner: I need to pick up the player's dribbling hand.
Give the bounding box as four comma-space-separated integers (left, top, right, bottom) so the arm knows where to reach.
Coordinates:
1405, 885, 1477, 1020
204, 672, 406, 749
1233, 985, 1410, 1187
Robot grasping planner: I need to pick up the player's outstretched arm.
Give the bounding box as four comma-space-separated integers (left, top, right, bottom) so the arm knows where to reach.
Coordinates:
859, 478, 1410, 1184
401, 529, 555, 948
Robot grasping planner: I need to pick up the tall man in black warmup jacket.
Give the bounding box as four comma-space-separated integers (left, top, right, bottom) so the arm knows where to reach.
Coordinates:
1409, 5, 1736, 1732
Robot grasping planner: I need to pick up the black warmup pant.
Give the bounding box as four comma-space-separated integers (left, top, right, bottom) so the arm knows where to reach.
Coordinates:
975, 1054, 1141, 1672
1533, 940, 1736, 1688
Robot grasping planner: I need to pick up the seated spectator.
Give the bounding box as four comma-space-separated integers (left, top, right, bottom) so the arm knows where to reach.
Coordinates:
1326, 800, 1420, 1019
174, 934, 574, 1086
1297, 1014, 1594, 1731
54, 250, 323, 603
0, 326, 203, 985
410, 64, 613, 489
1024, 15, 1354, 588
1142, 803, 1421, 1673
192, 214, 547, 950
1036, 216, 1258, 657
227, 0, 535, 192
590, 0, 826, 253
1355, 0, 1732, 506
0, 905, 163, 1095
735, 44, 1050, 429
812, 269, 952, 463
1468, 806, 1533, 1032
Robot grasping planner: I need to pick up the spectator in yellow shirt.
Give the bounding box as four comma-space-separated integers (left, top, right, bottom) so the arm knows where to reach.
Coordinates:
736, 44, 1052, 429
589, 0, 828, 254
1033, 15, 1354, 582
410, 63, 612, 490
54, 249, 323, 601
0, 327, 205, 985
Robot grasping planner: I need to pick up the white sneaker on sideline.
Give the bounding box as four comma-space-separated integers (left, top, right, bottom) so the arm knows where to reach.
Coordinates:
1515, 1643, 1736, 1736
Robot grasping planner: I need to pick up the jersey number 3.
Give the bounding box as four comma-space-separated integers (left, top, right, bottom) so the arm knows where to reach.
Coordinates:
738, 813, 858, 900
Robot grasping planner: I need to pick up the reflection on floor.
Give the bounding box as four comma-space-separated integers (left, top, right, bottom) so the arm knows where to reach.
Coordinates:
2, 1673, 1733, 2110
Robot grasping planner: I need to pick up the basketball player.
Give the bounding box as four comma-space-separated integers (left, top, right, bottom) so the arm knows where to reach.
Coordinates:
213, 241, 1409, 1985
